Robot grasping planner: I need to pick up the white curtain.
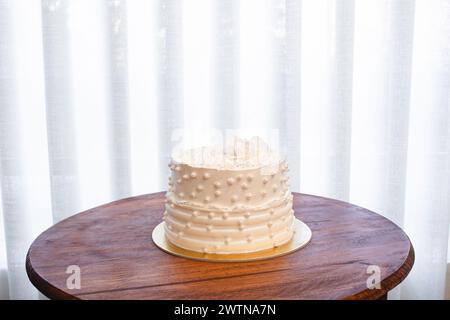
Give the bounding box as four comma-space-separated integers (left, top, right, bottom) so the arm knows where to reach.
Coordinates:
0, 0, 449, 300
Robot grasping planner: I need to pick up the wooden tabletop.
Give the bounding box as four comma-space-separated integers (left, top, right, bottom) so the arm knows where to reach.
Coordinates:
26, 192, 414, 300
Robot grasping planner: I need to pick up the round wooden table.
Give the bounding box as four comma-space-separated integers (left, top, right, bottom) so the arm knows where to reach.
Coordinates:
26, 192, 414, 300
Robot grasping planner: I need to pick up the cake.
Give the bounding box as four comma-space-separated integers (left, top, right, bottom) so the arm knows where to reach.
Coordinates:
163, 137, 295, 254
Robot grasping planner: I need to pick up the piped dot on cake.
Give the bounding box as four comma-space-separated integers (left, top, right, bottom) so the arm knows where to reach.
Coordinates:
267, 221, 273, 228
222, 212, 229, 220
227, 177, 235, 186
192, 210, 199, 217
196, 185, 204, 192
190, 192, 196, 199
260, 190, 267, 197
182, 174, 189, 180
272, 185, 278, 192
190, 172, 197, 178
177, 231, 184, 237
214, 190, 221, 197
236, 174, 243, 181
270, 208, 275, 215
178, 192, 184, 198
241, 183, 248, 190
245, 193, 252, 200
170, 203, 175, 209
213, 181, 221, 189
203, 172, 210, 180
231, 195, 238, 203
262, 177, 269, 184
204, 196, 211, 203
208, 212, 215, 219
246, 174, 253, 182
185, 222, 192, 229
175, 166, 181, 172
206, 225, 213, 232
224, 237, 231, 245
245, 212, 251, 219
247, 235, 253, 243
176, 178, 182, 184
238, 220, 244, 230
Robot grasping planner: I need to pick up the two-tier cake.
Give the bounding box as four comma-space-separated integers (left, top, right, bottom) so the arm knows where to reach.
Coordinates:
162, 137, 295, 254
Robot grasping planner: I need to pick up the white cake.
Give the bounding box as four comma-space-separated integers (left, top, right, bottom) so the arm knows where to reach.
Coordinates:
163, 137, 295, 254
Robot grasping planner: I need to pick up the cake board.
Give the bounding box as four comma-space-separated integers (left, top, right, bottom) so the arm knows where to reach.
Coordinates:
152, 218, 312, 262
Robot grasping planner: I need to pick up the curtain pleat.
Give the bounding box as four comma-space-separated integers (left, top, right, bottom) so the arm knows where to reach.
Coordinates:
213, 0, 240, 130
71, 0, 115, 211
183, 0, 211, 134
127, 0, 159, 195
42, 0, 81, 223
401, 0, 450, 299
350, 0, 415, 226
300, 0, 355, 201
271, 0, 288, 136
1, 0, 52, 299
0, 2, 31, 298
157, 0, 183, 187
239, 0, 278, 130
105, 0, 132, 199
329, 0, 354, 201
283, 0, 302, 192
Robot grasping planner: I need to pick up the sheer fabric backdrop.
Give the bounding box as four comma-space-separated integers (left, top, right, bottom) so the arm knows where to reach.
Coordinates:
0, 0, 449, 299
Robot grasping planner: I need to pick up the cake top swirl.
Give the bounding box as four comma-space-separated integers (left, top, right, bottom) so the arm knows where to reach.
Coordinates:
172, 136, 281, 170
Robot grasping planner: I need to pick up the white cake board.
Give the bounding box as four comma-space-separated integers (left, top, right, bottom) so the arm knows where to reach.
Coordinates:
152, 218, 312, 262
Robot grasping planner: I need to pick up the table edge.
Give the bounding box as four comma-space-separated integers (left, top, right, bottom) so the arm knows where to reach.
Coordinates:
343, 240, 415, 300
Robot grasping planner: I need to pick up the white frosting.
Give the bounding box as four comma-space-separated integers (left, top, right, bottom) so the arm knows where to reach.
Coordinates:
163, 137, 295, 254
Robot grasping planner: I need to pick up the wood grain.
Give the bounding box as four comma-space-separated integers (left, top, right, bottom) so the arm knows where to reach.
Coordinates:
26, 192, 414, 300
